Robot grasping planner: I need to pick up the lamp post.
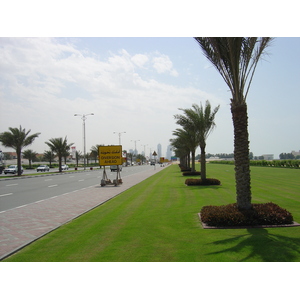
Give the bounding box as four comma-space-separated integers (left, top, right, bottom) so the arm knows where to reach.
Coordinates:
141, 144, 148, 164
131, 140, 140, 156
74, 113, 94, 170
113, 131, 126, 145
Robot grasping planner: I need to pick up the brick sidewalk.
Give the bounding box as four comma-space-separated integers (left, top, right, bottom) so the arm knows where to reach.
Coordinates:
0, 166, 167, 260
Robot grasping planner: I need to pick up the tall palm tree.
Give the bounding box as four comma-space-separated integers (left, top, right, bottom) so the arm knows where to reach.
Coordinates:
0, 126, 40, 176
174, 101, 219, 181
194, 37, 273, 209
45, 137, 73, 172
23, 149, 37, 169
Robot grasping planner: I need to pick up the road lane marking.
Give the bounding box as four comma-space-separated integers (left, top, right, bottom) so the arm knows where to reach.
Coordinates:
0, 193, 13, 197
48, 184, 58, 188
78, 179, 84, 182
16, 205, 26, 209
45, 178, 53, 181
6, 183, 18, 187
35, 200, 45, 203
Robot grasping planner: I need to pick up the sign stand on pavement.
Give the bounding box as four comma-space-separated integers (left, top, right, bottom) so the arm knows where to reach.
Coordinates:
99, 145, 123, 187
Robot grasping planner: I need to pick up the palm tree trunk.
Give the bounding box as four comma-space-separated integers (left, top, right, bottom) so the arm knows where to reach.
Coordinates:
191, 150, 196, 172
17, 147, 22, 176
200, 146, 206, 181
58, 156, 62, 172
231, 103, 252, 210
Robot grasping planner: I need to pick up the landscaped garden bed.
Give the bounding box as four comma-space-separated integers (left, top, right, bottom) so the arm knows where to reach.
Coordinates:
185, 178, 221, 185
200, 202, 296, 228
182, 171, 201, 176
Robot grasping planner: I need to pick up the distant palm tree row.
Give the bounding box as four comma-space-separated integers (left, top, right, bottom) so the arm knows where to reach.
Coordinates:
170, 101, 220, 181
0, 126, 103, 174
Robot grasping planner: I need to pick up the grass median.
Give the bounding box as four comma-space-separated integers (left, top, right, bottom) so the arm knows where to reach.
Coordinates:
4, 163, 300, 262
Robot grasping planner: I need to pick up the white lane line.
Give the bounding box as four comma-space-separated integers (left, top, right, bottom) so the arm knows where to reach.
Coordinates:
48, 184, 58, 188
16, 205, 26, 209
78, 179, 84, 182
0, 193, 13, 197
45, 178, 53, 181
69, 176, 75, 178
6, 183, 18, 187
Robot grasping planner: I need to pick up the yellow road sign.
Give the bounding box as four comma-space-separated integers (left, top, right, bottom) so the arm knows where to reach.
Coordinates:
99, 145, 123, 166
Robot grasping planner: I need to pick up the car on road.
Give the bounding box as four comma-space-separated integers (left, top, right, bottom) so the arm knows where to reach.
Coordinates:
4, 165, 23, 174
37, 165, 50, 172
61, 164, 69, 170
110, 165, 122, 172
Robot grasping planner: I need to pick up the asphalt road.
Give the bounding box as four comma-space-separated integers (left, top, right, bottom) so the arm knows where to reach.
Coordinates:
0, 165, 156, 212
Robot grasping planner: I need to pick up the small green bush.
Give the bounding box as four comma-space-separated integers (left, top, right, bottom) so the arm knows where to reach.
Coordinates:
200, 202, 294, 227
182, 171, 201, 176
181, 168, 192, 172
185, 178, 221, 186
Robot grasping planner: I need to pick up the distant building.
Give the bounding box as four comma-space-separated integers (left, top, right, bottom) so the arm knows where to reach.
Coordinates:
292, 150, 300, 157
157, 143, 162, 159
71, 146, 76, 159
262, 154, 274, 160
166, 145, 172, 160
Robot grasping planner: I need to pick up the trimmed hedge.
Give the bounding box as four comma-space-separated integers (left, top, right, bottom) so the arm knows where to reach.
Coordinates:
200, 202, 294, 227
185, 178, 221, 186
209, 159, 300, 168
182, 171, 201, 176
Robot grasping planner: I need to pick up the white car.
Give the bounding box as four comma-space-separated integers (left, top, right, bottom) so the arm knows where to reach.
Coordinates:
61, 164, 69, 170
37, 165, 50, 172
4, 165, 23, 174
110, 165, 122, 172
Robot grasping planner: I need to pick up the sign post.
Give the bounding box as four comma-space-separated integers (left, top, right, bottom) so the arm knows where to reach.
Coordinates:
152, 151, 157, 170
98, 145, 123, 186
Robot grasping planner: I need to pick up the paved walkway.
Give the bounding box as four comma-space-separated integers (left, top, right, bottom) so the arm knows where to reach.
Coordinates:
0, 166, 167, 260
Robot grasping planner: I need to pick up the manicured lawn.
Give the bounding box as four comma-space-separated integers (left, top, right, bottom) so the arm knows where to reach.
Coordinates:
4, 164, 300, 262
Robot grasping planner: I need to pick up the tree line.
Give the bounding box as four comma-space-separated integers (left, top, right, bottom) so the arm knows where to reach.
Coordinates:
0, 126, 104, 175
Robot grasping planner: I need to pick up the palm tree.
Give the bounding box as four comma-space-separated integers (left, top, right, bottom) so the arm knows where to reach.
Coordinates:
43, 150, 55, 168
75, 150, 82, 167
23, 149, 37, 169
90, 144, 102, 163
169, 137, 190, 169
45, 137, 73, 172
174, 101, 219, 181
172, 127, 198, 172
0, 126, 40, 176
194, 37, 273, 209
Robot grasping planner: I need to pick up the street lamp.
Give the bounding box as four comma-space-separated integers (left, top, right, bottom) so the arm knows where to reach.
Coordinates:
141, 144, 148, 164
113, 131, 126, 145
74, 113, 94, 170
131, 140, 140, 156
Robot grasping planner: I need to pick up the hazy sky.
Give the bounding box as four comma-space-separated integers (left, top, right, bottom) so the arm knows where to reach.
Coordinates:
1, 37, 299, 158
1, 3, 299, 159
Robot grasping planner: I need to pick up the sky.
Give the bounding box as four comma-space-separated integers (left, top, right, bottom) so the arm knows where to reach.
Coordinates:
1, 3, 300, 159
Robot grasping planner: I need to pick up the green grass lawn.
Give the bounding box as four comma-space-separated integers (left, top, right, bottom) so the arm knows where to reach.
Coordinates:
4, 163, 300, 262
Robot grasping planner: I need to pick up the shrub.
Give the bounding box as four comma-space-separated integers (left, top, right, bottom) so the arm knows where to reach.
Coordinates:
185, 178, 221, 186
180, 168, 192, 172
200, 202, 294, 227
182, 171, 201, 176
